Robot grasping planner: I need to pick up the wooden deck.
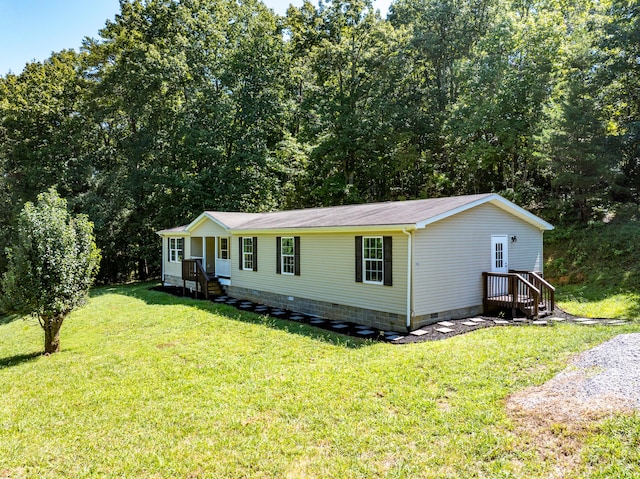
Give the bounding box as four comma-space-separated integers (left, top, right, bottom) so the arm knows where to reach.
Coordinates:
483, 271, 555, 319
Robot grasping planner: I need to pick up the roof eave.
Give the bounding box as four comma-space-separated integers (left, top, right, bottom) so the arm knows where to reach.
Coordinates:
415, 193, 553, 230
230, 224, 418, 235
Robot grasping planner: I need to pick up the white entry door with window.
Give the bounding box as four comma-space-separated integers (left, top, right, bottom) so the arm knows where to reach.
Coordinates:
216, 237, 231, 278
491, 235, 509, 273
491, 235, 509, 295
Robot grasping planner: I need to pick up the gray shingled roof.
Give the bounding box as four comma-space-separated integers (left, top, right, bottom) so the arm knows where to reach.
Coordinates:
157, 193, 552, 235
218, 193, 494, 230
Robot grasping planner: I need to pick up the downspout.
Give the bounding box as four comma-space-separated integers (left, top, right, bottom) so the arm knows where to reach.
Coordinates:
161, 235, 165, 284
402, 228, 413, 332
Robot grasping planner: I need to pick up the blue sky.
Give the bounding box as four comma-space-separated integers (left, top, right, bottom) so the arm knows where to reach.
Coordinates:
0, 0, 392, 76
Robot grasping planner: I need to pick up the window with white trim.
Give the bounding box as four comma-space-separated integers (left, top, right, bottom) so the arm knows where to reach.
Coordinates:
281, 237, 295, 275
363, 236, 383, 284
219, 237, 229, 260
242, 237, 254, 271
169, 238, 184, 263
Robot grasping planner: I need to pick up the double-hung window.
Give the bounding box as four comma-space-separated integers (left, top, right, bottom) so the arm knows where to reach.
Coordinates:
169, 238, 184, 263
363, 237, 384, 284
355, 236, 392, 286
242, 237, 254, 271
238, 237, 258, 271
218, 237, 229, 260
276, 236, 300, 275
281, 237, 295, 275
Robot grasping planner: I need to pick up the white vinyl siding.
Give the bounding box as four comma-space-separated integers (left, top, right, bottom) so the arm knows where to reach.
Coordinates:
413, 202, 544, 317
232, 232, 407, 315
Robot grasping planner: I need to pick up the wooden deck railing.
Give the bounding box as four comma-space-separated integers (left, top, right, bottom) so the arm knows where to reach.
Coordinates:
510, 270, 555, 315
483, 272, 542, 318
182, 259, 212, 298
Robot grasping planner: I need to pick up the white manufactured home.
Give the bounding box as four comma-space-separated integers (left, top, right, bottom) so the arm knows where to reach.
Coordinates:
157, 193, 554, 332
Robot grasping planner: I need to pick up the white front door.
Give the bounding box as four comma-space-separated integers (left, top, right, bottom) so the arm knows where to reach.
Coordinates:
491, 235, 509, 273
215, 237, 231, 278
491, 235, 509, 296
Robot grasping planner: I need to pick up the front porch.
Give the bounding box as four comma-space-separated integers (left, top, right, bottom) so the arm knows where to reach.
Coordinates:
482, 271, 555, 319
187, 235, 231, 280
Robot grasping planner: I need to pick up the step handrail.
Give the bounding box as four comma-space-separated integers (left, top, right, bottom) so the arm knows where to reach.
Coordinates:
483, 272, 541, 318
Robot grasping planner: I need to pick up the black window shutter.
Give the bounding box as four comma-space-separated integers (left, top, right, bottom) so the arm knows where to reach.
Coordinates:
383, 236, 393, 286
294, 236, 301, 276
238, 237, 243, 270
253, 237, 258, 271
355, 236, 363, 283
276, 236, 281, 274
167, 238, 171, 262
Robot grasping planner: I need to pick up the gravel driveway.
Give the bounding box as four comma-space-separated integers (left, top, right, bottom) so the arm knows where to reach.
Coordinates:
509, 333, 640, 420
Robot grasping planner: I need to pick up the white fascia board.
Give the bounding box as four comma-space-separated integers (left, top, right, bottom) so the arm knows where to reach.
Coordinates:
415, 194, 553, 231
229, 224, 417, 235
156, 228, 188, 237
185, 212, 231, 233
488, 196, 554, 231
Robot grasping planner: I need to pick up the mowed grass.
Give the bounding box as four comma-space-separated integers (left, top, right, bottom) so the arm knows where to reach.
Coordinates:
1, 283, 640, 478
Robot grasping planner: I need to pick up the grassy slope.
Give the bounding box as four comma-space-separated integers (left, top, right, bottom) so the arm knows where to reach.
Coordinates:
1, 283, 639, 478
545, 218, 640, 319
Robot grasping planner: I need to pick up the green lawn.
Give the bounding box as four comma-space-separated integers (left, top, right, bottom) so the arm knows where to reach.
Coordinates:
1, 283, 639, 478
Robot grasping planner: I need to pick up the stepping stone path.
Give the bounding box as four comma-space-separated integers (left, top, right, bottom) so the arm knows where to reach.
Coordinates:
437, 321, 455, 327
200, 289, 633, 346
410, 329, 428, 336
356, 329, 376, 336
435, 327, 455, 334
386, 335, 404, 341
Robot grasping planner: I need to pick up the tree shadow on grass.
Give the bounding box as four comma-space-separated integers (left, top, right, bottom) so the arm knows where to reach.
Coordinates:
0, 313, 22, 326
104, 281, 375, 349
0, 352, 41, 370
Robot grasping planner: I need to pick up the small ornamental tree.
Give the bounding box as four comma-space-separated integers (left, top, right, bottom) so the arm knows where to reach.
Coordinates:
1, 188, 101, 354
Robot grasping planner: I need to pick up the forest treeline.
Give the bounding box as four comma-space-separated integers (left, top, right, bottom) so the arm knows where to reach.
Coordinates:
0, 0, 638, 282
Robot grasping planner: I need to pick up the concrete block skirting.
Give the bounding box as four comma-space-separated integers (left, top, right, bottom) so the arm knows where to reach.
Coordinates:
163, 275, 199, 293
412, 305, 484, 330
227, 286, 407, 332
163, 275, 483, 333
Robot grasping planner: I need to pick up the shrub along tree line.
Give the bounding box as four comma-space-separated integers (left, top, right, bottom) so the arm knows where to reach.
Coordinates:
0, 0, 637, 284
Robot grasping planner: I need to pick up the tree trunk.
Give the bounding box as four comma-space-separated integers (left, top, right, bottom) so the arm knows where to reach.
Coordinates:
43, 316, 64, 354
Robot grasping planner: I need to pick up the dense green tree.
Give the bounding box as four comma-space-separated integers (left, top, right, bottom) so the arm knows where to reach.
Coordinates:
599, 0, 640, 200
1, 0, 638, 284
1, 188, 100, 353
289, 0, 413, 204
